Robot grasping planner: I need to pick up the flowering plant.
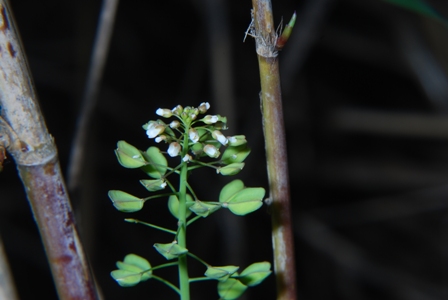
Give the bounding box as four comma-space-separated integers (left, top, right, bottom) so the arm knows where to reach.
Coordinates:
108, 103, 271, 299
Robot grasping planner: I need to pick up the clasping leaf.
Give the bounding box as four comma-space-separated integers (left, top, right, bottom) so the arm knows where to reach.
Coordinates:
108, 190, 144, 212
111, 254, 151, 287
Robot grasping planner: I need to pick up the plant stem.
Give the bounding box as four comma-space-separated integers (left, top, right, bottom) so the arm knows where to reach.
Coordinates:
152, 275, 181, 295
177, 127, 191, 300
0, 2, 99, 299
124, 219, 177, 234
251, 1, 297, 299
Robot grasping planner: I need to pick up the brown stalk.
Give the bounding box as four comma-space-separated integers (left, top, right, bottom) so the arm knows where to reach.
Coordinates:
0, 1, 99, 299
251, 0, 297, 299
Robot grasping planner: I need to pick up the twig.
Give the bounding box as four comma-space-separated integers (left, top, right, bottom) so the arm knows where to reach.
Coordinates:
0, 1, 99, 299
68, 0, 119, 192
250, 1, 297, 299
0, 236, 18, 300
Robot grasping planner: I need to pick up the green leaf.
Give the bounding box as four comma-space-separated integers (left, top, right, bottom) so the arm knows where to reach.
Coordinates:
108, 190, 144, 212
218, 163, 245, 176
168, 195, 194, 219
205, 265, 239, 281
115, 141, 146, 168
227, 135, 247, 147
219, 181, 265, 215
154, 242, 188, 260
217, 278, 247, 299
111, 254, 151, 287
221, 145, 251, 164
141, 146, 168, 179
189, 200, 221, 217
140, 179, 166, 191
238, 262, 271, 287
219, 180, 245, 203
225, 187, 265, 215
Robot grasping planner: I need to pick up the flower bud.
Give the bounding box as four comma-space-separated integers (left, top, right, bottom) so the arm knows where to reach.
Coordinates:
146, 122, 165, 138
171, 105, 183, 115
212, 130, 228, 145
156, 108, 173, 118
202, 115, 219, 124
167, 142, 181, 157
203, 144, 220, 158
155, 135, 167, 143
189, 128, 199, 143
182, 154, 192, 162
170, 120, 180, 129
198, 102, 210, 114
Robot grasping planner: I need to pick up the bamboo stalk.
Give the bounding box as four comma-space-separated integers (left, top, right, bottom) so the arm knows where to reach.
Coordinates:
0, 1, 99, 299
250, 1, 297, 299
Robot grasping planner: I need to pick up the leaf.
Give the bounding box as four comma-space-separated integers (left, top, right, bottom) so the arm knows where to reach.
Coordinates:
217, 278, 247, 299
167, 195, 194, 219
219, 180, 245, 203
154, 242, 188, 260
238, 262, 271, 287
115, 141, 146, 168
111, 254, 151, 287
205, 265, 239, 281
189, 200, 221, 217
218, 163, 245, 176
141, 146, 168, 178
140, 179, 166, 191
221, 145, 251, 164
108, 190, 144, 212
220, 183, 265, 216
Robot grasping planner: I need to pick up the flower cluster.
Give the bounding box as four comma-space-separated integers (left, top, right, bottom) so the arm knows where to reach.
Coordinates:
142, 103, 249, 175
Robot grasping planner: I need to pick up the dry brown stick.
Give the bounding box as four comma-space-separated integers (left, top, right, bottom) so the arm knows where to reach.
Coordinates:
250, 0, 297, 299
0, 1, 99, 299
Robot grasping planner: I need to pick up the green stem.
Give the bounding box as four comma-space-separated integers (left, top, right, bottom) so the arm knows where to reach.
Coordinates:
177, 125, 191, 300
189, 277, 214, 283
152, 275, 181, 295
251, 1, 297, 300
187, 252, 210, 267
150, 262, 179, 271
124, 219, 176, 234
186, 215, 202, 226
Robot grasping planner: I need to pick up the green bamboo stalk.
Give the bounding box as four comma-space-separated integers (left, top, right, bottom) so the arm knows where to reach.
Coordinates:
0, 1, 99, 299
250, 1, 297, 299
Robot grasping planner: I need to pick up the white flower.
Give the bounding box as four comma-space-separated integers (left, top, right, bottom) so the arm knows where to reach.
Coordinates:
212, 130, 228, 145
160, 181, 167, 188
203, 144, 220, 158
155, 136, 166, 143
167, 142, 181, 157
189, 128, 199, 143
156, 108, 173, 118
146, 122, 165, 138
172, 105, 183, 115
182, 154, 192, 162
202, 115, 219, 124
198, 102, 210, 114
170, 120, 180, 129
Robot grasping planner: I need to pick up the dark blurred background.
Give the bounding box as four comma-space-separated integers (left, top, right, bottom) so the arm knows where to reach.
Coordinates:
1, 0, 448, 299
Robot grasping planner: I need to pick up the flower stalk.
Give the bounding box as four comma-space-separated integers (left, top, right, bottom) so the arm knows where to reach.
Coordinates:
251, 0, 297, 299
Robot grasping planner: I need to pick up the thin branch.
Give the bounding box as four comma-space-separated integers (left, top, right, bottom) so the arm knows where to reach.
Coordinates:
68, 0, 119, 192
0, 236, 18, 300
251, 1, 297, 299
0, 1, 99, 299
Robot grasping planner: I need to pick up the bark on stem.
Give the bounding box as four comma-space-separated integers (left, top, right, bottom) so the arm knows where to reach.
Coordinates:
251, 0, 297, 299
0, 2, 99, 299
